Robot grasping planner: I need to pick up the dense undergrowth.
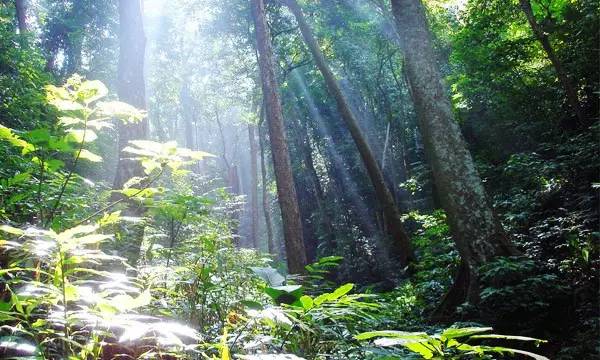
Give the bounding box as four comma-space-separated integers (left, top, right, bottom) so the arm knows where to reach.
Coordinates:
0, 78, 558, 360
1, 0, 599, 358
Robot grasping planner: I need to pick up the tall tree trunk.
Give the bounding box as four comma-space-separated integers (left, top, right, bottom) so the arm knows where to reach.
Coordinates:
391, 0, 519, 317
284, 0, 413, 268
14, 0, 27, 34
113, 0, 148, 190
112, 0, 148, 265
299, 119, 336, 254
259, 122, 276, 255
248, 124, 260, 249
251, 0, 307, 274
519, 0, 584, 125
181, 82, 195, 150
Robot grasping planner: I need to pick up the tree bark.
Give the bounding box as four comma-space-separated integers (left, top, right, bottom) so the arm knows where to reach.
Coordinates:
284, 0, 414, 268
14, 0, 27, 34
248, 124, 260, 249
251, 0, 307, 274
390, 0, 519, 316
519, 0, 584, 125
259, 121, 276, 255
113, 0, 148, 190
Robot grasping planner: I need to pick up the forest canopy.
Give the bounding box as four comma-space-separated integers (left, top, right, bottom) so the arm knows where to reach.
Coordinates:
0, 0, 598, 359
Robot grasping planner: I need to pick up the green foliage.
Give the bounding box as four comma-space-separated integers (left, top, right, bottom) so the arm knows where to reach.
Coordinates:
356, 326, 548, 359
0, 3, 52, 130
0, 223, 201, 359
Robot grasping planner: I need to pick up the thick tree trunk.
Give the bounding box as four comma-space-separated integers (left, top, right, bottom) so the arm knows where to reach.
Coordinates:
112, 0, 148, 266
259, 122, 276, 255
391, 0, 519, 317
519, 0, 584, 125
14, 0, 27, 34
113, 0, 148, 190
251, 0, 307, 274
284, 0, 413, 268
248, 124, 260, 249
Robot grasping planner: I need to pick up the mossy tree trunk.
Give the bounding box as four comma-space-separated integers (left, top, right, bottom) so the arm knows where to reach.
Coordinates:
390, 0, 519, 317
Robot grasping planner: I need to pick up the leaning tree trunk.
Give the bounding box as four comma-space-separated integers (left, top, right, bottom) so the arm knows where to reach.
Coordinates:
248, 124, 260, 249
519, 0, 584, 125
251, 0, 307, 274
391, 0, 519, 318
284, 0, 413, 268
113, 0, 148, 190
14, 0, 27, 34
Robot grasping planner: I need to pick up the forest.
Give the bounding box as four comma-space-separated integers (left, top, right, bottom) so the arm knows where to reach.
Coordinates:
0, 0, 598, 358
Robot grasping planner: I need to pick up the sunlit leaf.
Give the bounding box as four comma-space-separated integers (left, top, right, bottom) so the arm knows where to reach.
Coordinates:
112, 290, 152, 311
66, 129, 98, 143
440, 327, 493, 341
299, 295, 313, 310
78, 149, 102, 162
77, 80, 108, 103
0, 225, 24, 235
50, 99, 85, 112
0, 125, 34, 154
355, 330, 428, 341
97, 101, 146, 123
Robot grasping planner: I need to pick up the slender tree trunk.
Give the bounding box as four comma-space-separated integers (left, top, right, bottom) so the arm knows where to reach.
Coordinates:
248, 124, 260, 249
391, 0, 519, 317
519, 0, 584, 125
284, 0, 413, 268
298, 118, 337, 256
113, 0, 148, 190
181, 83, 195, 150
259, 122, 276, 255
251, 0, 307, 273
14, 0, 27, 34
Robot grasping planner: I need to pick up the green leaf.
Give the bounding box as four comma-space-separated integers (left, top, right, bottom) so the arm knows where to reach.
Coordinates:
264, 285, 303, 305
440, 327, 493, 341
299, 295, 314, 311
7, 172, 31, 186
470, 334, 547, 343
58, 225, 98, 240
50, 99, 85, 112
77, 80, 108, 103
0, 124, 34, 154
45, 159, 65, 172
112, 290, 152, 311
25, 128, 51, 144
78, 149, 102, 162
64, 282, 80, 302
405, 342, 435, 359
328, 283, 353, 300
66, 129, 97, 143
0, 225, 24, 235
240, 300, 264, 310
97, 101, 146, 123
355, 330, 428, 341
250, 266, 285, 286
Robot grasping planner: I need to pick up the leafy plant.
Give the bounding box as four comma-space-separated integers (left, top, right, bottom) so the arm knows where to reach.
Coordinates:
356, 326, 548, 359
